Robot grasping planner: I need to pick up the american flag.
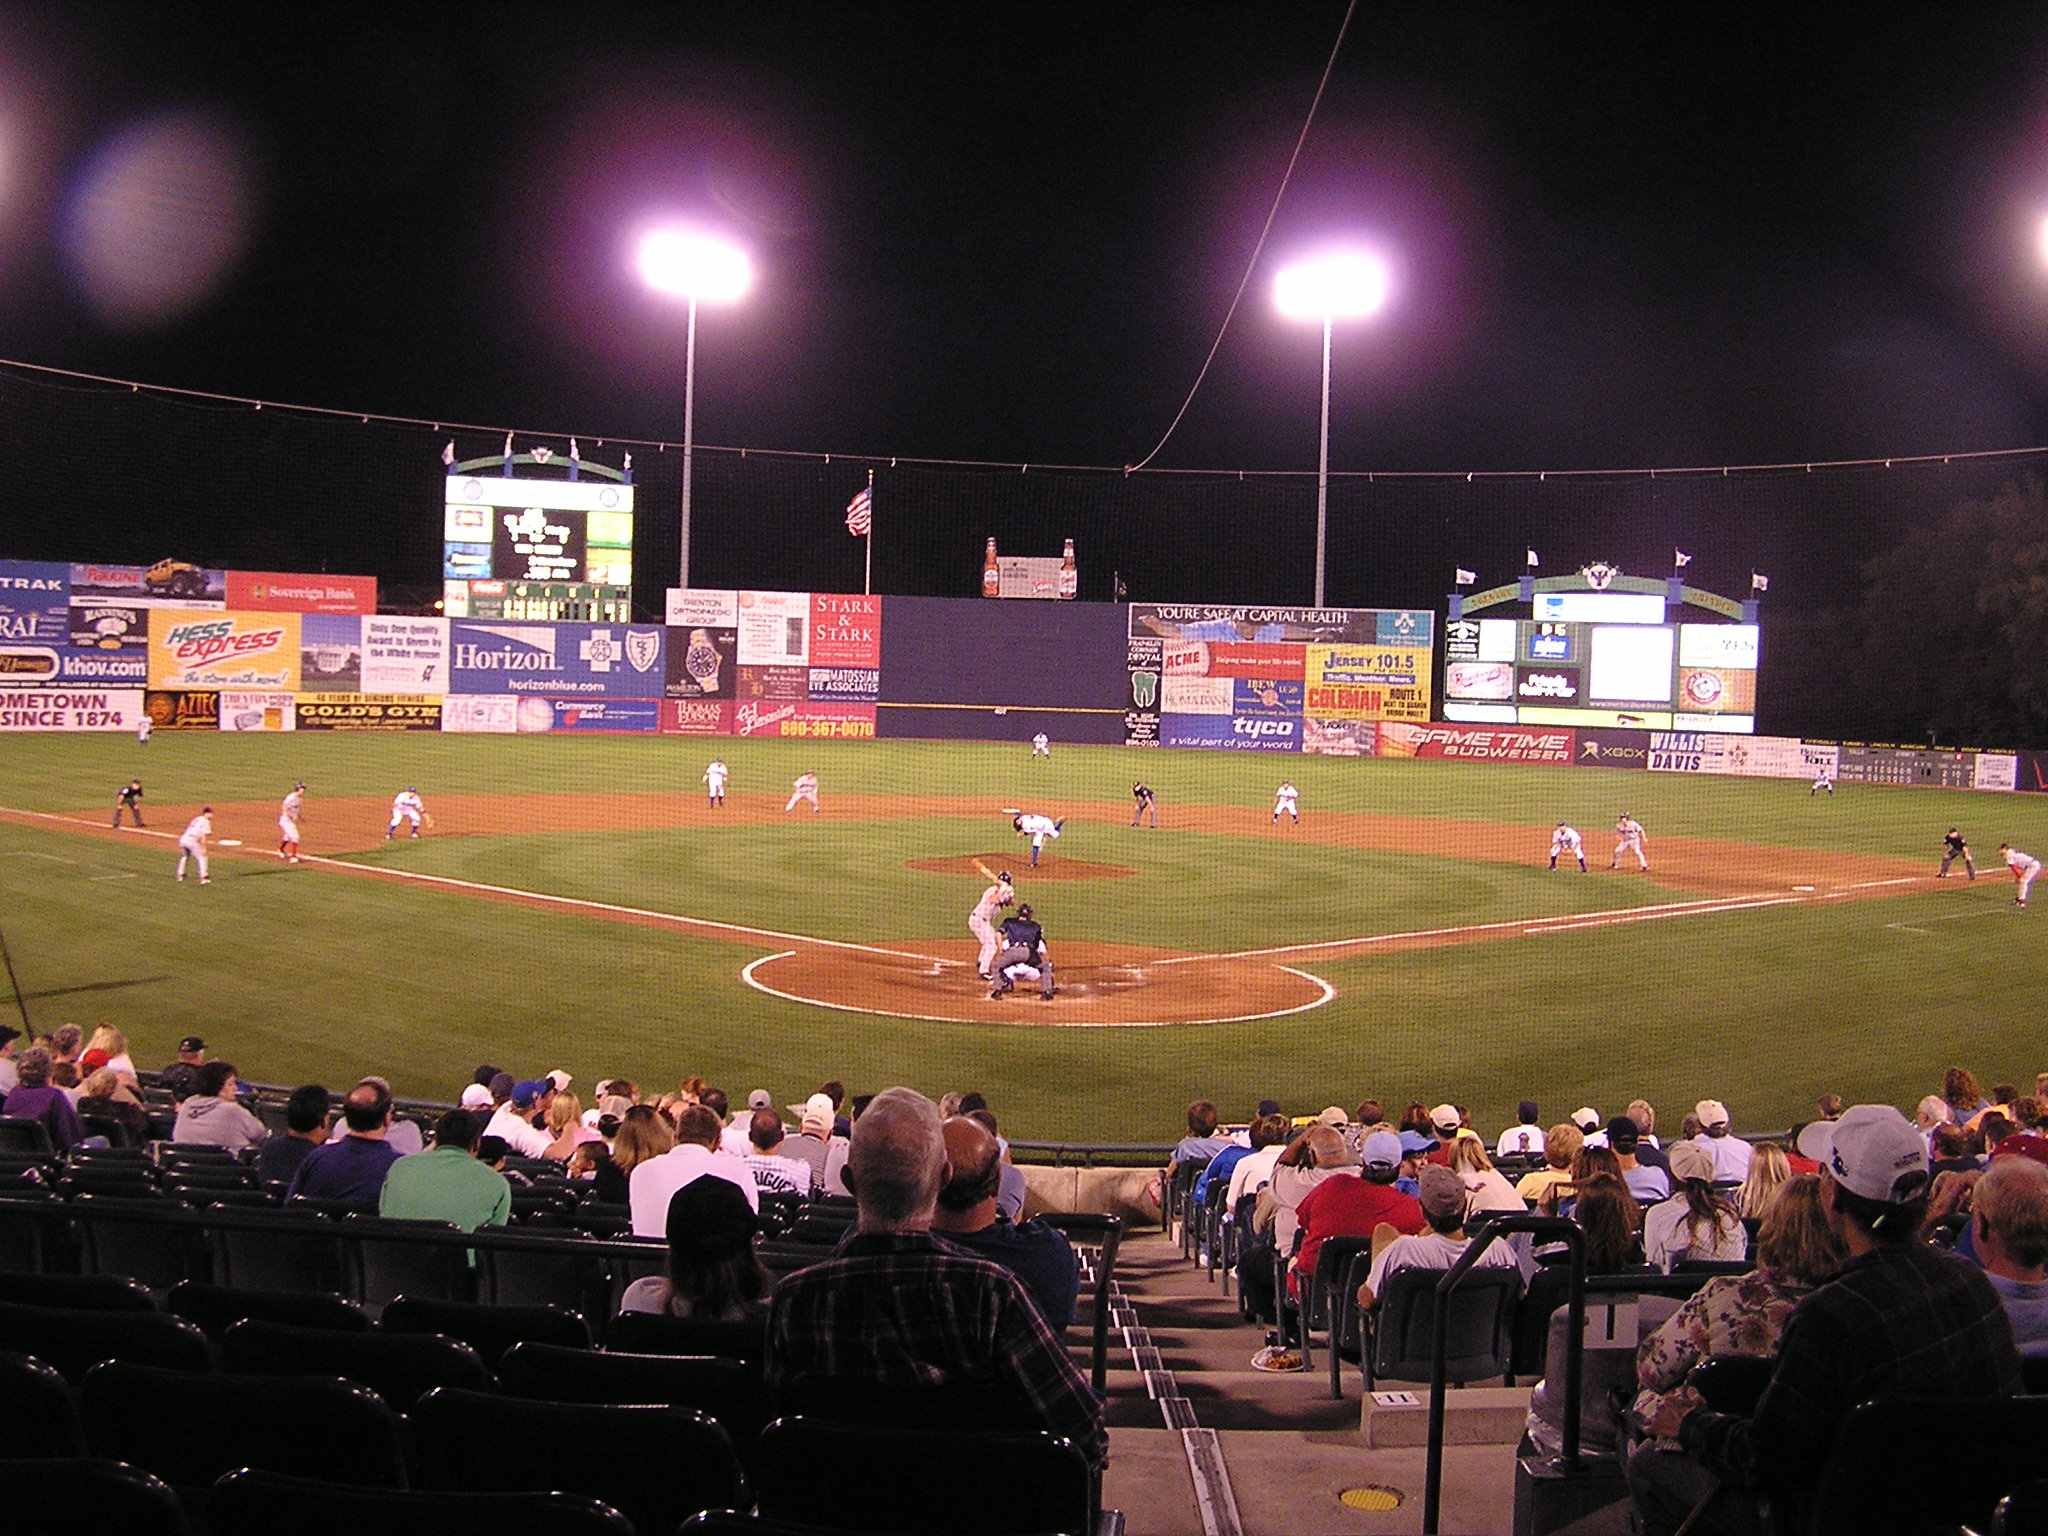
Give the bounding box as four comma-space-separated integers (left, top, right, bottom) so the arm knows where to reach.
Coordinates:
845, 486, 872, 537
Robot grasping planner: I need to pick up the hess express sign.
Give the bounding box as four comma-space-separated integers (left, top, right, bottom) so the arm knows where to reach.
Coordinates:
148, 611, 301, 690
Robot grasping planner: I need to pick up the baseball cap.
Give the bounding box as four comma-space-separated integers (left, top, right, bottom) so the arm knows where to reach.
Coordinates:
1430, 1103, 1461, 1135
488, 1071, 515, 1101
1667, 1140, 1716, 1184
747, 1088, 773, 1111
1571, 1106, 1600, 1133
798, 1092, 835, 1137
1257, 1099, 1283, 1119
510, 1079, 543, 1109
1517, 1099, 1540, 1123
459, 1084, 493, 1110
1796, 1104, 1932, 1204
1605, 1115, 1640, 1152
179, 1036, 206, 1054
1417, 1165, 1467, 1220
1695, 1099, 1731, 1130
79, 1048, 111, 1074
1992, 1133, 2048, 1167
546, 1069, 572, 1093
0, 1024, 18, 1046
1361, 1130, 1403, 1171
1317, 1105, 1349, 1128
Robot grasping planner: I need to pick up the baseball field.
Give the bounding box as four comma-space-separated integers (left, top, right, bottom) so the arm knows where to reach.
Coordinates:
1, 730, 2042, 1144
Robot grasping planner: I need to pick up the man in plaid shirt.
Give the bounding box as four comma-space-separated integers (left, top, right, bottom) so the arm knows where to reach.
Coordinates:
764, 1086, 1106, 1467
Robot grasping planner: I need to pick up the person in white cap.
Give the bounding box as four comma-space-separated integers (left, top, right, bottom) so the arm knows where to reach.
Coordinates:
1629, 1104, 2021, 1536
1694, 1099, 1753, 1182
2000, 843, 2042, 908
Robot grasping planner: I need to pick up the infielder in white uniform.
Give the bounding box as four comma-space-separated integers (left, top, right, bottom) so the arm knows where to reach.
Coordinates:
278, 782, 305, 863
1273, 780, 1299, 824
136, 715, 152, 746
1031, 733, 1050, 758
1611, 813, 1649, 871
1550, 822, 1587, 871
2001, 843, 2042, 908
176, 808, 212, 883
968, 867, 1016, 979
1012, 812, 1065, 867
785, 771, 820, 814
704, 757, 728, 809
387, 788, 425, 839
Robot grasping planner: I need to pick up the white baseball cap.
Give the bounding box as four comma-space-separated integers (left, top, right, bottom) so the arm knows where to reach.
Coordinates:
1796, 1104, 1931, 1204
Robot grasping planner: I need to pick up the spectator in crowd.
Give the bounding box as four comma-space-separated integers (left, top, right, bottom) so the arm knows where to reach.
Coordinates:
931, 1113, 1079, 1329
1944, 1066, 1990, 1127
1736, 1141, 1792, 1221
1169, 1098, 1238, 1173
1516, 1124, 1583, 1207
1, 1045, 83, 1151
1291, 1130, 1425, 1302
1920, 1169, 1980, 1247
1605, 1116, 1671, 1202
1542, 1144, 1625, 1219
1643, 1141, 1747, 1271
159, 1036, 206, 1100
1971, 1156, 2048, 1347
1625, 1100, 1670, 1174
1624, 1174, 1846, 1472
1815, 1092, 1844, 1122
1570, 1106, 1602, 1138
743, 1108, 817, 1199
76, 1067, 149, 1146
781, 1093, 842, 1190
630, 1103, 758, 1237
724, 1088, 774, 1154
378, 1107, 510, 1230
1266, 1123, 1356, 1258
764, 1086, 1106, 1467
1916, 1093, 1952, 1147
568, 1140, 627, 1203
1928, 1122, 1979, 1180
47, 1024, 81, 1072
255, 1084, 331, 1187
612, 1103, 674, 1182
620, 1176, 769, 1321
485, 1078, 555, 1160
172, 1060, 266, 1152
287, 1078, 401, 1207
0, 1024, 18, 1095
1192, 1103, 1268, 1208
1356, 1165, 1516, 1311
961, 1106, 1026, 1219
1692, 1100, 1752, 1183
82, 1026, 137, 1084
1497, 1100, 1545, 1158
543, 1091, 596, 1160
1633, 1104, 2021, 1536
1572, 1175, 1647, 1273
1224, 1113, 1292, 1212
1447, 1133, 1525, 1214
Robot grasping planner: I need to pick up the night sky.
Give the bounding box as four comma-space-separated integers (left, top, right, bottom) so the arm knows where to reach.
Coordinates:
7, 4, 2048, 570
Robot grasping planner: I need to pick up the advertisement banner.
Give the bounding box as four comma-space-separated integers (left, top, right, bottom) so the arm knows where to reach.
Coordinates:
809, 593, 881, 667
732, 699, 876, 739
1130, 603, 1394, 644
1445, 659, 1514, 701
295, 695, 443, 731
71, 561, 225, 608
737, 664, 808, 702
735, 590, 811, 667
148, 611, 302, 691
1303, 718, 1375, 756
1160, 713, 1300, 751
1977, 754, 2018, 793
1516, 666, 1583, 706
1647, 732, 1712, 773
0, 560, 69, 643
225, 571, 377, 614
1305, 643, 1431, 721
448, 620, 664, 696
300, 613, 362, 693
0, 688, 143, 731
1162, 675, 1233, 715
665, 588, 739, 628
1573, 728, 1651, 770
142, 690, 219, 730
218, 692, 297, 731
1234, 677, 1304, 717
1377, 722, 1573, 762
57, 648, 145, 684
665, 626, 737, 699
1677, 667, 1756, 715
0, 645, 60, 687
440, 696, 518, 733
808, 667, 879, 703
659, 698, 734, 735
68, 602, 147, 652
995, 556, 1063, 599
361, 617, 449, 695
515, 698, 660, 733
1204, 642, 1305, 681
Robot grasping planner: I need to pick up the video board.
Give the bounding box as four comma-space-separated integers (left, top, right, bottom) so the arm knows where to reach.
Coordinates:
442, 475, 634, 587
1442, 616, 1758, 734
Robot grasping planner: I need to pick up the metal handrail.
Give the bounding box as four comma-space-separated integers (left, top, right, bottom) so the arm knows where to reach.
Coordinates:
1423, 1214, 1586, 1536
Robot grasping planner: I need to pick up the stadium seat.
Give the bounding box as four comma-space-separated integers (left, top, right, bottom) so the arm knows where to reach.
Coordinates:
0, 1271, 157, 1311
70, 1193, 208, 1290
0, 1300, 214, 1382
1295, 1234, 1374, 1381
341, 1214, 474, 1311
1803, 1394, 2048, 1536
381, 1293, 592, 1366
410, 1386, 747, 1535
606, 1307, 767, 1361
1344, 1259, 1521, 1393
498, 1340, 768, 1441
0, 1184, 62, 1273
0, 1456, 191, 1536
222, 1317, 489, 1410
210, 1469, 634, 1536
476, 1228, 614, 1315
0, 1116, 57, 1157
0, 1348, 87, 1457
167, 1280, 370, 1340
207, 1209, 344, 1293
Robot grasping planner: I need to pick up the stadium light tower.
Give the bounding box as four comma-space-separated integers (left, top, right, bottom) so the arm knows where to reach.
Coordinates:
1275, 250, 1391, 608
637, 226, 752, 591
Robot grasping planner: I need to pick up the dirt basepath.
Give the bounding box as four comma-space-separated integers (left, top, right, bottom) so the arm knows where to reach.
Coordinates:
10, 793, 1943, 1028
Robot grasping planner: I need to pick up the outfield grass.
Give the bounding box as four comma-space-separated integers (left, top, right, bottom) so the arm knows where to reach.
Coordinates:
2, 731, 2044, 1143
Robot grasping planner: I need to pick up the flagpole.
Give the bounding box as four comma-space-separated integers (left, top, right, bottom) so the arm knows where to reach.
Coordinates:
863, 469, 874, 596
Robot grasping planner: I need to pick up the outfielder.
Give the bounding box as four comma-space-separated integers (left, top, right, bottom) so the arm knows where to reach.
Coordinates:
1131, 782, 1158, 827
704, 757, 728, 809
2001, 843, 2042, 908
1013, 812, 1064, 867
1273, 780, 1299, 824
1550, 822, 1587, 871
176, 807, 212, 883
1940, 827, 1976, 880
785, 771, 820, 814
278, 782, 305, 863
1031, 732, 1050, 758
1611, 813, 1649, 871
968, 866, 1016, 979
1811, 769, 1834, 796
111, 779, 144, 829
136, 715, 151, 746
989, 902, 1055, 1000
387, 788, 425, 839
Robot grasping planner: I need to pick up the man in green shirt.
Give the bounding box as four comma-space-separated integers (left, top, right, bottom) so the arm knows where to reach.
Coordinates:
378, 1108, 511, 1231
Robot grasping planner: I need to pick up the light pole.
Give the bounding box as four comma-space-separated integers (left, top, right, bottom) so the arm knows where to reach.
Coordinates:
1275, 251, 1390, 608
637, 227, 752, 591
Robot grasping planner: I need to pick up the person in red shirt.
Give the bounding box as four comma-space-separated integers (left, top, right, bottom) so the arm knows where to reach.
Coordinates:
1291, 1129, 1428, 1298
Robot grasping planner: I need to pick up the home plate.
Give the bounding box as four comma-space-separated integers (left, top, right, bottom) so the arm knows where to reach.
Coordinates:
219, 839, 244, 847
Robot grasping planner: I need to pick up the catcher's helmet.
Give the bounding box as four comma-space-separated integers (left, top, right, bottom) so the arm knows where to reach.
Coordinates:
998, 870, 1012, 883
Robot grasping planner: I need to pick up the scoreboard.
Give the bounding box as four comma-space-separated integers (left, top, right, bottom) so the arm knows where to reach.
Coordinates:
443, 472, 634, 622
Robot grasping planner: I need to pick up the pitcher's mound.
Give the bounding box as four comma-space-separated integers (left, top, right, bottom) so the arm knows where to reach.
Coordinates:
907, 854, 1136, 881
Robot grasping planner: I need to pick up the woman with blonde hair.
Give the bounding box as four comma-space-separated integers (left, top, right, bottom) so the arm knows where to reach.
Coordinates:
1736, 1141, 1792, 1220
77, 1066, 150, 1146
83, 1025, 136, 1082
611, 1103, 675, 1177
1447, 1133, 1524, 1213
543, 1092, 597, 1161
